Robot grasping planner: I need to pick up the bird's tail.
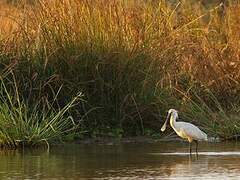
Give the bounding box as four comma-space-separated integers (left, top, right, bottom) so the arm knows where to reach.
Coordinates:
204, 133, 208, 141
205, 136, 208, 141
201, 131, 208, 141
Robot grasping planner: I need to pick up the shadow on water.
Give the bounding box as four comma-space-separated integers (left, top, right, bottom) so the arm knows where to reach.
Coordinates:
0, 142, 240, 179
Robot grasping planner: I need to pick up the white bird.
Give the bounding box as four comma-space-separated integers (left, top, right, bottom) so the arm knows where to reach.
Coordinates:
161, 109, 207, 155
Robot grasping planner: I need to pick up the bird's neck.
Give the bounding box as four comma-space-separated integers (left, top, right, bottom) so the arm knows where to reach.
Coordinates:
170, 113, 177, 129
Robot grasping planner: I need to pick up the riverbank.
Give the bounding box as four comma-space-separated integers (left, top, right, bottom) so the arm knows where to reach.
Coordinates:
73, 135, 222, 145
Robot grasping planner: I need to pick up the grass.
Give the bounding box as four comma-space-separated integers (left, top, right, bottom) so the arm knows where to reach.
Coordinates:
0, 0, 239, 141
176, 88, 240, 140
0, 74, 84, 148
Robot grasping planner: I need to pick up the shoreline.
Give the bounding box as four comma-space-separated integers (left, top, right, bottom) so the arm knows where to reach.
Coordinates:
73, 136, 221, 145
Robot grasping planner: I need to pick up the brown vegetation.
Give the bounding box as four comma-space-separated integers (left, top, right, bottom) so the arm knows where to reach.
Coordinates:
0, 0, 240, 139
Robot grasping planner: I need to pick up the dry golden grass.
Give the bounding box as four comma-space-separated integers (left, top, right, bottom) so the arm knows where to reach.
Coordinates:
0, 2, 20, 36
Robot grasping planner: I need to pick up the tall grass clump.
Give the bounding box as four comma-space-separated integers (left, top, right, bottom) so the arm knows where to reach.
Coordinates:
0, 76, 83, 148
175, 88, 240, 140
0, 0, 240, 137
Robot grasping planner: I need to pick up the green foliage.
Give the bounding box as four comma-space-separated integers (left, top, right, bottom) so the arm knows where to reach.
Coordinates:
0, 77, 84, 148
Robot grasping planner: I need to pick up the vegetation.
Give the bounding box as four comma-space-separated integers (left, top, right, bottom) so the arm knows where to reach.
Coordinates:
0, 75, 84, 148
0, 0, 239, 145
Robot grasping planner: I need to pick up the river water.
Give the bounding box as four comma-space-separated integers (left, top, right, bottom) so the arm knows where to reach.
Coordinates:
0, 141, 240, 179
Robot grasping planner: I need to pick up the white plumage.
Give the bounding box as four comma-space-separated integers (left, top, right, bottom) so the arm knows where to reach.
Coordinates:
161, 109, 207, 154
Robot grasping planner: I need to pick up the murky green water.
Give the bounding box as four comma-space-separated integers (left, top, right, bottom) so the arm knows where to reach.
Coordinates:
1, 141, 240, 179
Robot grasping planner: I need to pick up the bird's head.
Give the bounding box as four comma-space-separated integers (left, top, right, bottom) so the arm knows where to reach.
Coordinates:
161, 108, 178, 132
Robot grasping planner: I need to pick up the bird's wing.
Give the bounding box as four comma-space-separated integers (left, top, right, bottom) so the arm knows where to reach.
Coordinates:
178, 122, 207, 141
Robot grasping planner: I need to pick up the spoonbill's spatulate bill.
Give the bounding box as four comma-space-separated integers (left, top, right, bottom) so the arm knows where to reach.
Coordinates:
161, 109, 208, 155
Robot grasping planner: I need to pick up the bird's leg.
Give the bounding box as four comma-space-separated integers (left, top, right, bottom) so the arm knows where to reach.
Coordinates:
193, 140, 199, 159
189, 142, 192, 155
195, 140, 198, 155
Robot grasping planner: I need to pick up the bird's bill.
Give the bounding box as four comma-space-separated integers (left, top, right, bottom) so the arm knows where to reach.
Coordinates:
161, 113, 170, 132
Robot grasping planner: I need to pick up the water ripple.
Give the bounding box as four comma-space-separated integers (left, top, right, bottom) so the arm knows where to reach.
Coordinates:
151, 151, 240, 156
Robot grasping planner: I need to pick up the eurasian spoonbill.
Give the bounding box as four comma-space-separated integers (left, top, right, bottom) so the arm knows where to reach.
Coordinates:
161, 109, 208, 155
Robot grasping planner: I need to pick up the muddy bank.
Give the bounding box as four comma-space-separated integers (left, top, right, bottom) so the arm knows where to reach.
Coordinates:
73, 136, 220, 145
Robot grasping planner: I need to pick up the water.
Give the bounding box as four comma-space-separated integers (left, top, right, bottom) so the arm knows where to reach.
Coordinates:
0, 141, 240, 179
